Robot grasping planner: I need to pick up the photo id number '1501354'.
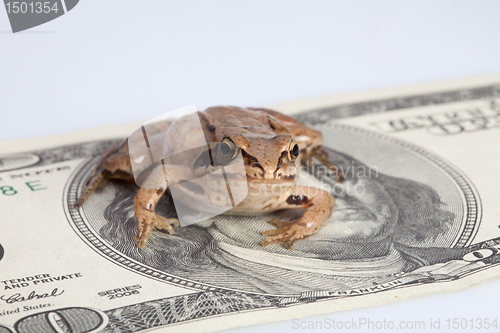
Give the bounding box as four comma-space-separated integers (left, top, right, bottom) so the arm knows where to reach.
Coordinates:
5, 2, 59, 14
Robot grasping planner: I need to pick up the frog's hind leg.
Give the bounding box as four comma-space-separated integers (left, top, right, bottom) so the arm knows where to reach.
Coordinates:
74, 138, 134, 208
74, 171, 106, 208
307, 146, 345, 183
134, 185, 180, 249
247, 107, 323, 155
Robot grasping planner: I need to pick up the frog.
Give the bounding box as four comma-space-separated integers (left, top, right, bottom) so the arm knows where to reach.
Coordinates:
74, 106, 343, 250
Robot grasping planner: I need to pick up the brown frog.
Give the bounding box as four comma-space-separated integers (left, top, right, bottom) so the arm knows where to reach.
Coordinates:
75, 106, 343, 249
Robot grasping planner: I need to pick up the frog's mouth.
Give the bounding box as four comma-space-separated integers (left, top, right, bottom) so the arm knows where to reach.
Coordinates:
192, 165, 246, 180
245, 176, 296, 183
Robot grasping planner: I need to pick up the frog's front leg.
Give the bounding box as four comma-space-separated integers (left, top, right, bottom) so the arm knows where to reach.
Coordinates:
135, 161, 200, 248
134, 186, 180, 248
134, 167, 180, 248
261, 185, 335, 249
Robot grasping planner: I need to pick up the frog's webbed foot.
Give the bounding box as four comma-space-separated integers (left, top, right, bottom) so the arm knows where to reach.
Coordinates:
156, 214, 180, 232
261, 218, 309, 250
135, 212, 180, 249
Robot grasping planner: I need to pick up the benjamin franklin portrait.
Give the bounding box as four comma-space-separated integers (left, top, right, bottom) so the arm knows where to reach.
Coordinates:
75, 125, 484, 295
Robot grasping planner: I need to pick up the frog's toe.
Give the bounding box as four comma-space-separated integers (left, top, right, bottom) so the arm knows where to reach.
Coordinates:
154, 214, 179, 235
267, 218, 291, 229
262, 227, 298, 247
262, 218, 293, 246
135, 214, 178, 248
262, 232, 293, 248
261, 220, 309, 249
135, 224, 154, 249
262, 225, 291, 236
262, 232, 307, 250
137, 236, 149, 249
262, 219, 292, 237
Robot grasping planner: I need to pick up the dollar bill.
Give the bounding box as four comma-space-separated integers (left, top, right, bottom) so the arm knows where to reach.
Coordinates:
1, 74, 500, 333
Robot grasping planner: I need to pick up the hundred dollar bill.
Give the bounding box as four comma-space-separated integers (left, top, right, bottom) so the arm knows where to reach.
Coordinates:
1, 74, 500, 333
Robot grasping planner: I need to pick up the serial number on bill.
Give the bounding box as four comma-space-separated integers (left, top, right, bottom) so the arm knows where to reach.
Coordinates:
4, 2, 59, 14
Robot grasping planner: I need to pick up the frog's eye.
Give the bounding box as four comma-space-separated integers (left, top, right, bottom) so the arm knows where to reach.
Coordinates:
218, 137, 239, 164
289, 139, 299, 162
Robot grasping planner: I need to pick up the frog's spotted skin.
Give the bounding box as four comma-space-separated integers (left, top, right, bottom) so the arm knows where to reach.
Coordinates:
75, 106, 342, 249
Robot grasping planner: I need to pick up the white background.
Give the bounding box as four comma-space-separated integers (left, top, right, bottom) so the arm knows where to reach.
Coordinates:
1, 1, 500, 332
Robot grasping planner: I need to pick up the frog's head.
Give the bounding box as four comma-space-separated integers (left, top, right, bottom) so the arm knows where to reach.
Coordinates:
197, 106, 299, 183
